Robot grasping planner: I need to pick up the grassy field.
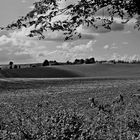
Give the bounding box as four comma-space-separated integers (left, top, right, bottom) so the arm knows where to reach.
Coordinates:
1, 78, 140, 139
1, 63, 140, 78
1, 78, 140, 110
1, 64, 140, 139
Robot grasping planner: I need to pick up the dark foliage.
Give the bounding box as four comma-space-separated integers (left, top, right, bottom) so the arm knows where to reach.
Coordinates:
14, 65, 18, 69
85, 57, 95, 64
0, 0, 140, 40
74, 59, 85, 64
42, 59, 49, 66
9, 61, 14, 69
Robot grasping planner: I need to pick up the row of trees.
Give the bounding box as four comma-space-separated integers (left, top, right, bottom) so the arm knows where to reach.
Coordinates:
7, 57, 140, 69
8, 57, 140, 69
96, 60, 140, 64
73, 57, 95, 64
42, 57, 96, 66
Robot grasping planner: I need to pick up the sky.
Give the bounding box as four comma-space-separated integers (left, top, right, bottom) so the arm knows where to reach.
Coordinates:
0, 0, 140, 64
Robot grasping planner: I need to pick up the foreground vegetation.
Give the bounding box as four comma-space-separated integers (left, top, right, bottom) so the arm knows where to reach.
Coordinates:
0, 78, 140, 139
1, 93, 140, 139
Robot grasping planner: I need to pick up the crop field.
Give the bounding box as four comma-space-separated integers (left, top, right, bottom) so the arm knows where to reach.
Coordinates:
1, 64, 140, 78
1, 78, 140, 139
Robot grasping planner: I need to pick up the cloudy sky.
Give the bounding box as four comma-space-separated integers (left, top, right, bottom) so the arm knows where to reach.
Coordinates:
0, 0, 140, 64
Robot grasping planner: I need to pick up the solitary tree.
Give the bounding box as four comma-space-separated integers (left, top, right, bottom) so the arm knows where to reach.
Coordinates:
0, 0, 140, 40
42, 59, 49, 66
9, 61, 14, 69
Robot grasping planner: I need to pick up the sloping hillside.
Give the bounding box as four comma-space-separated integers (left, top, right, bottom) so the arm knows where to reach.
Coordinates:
54, 64, 140, 78
0, 64, 140, 78
0, 67, 81, 78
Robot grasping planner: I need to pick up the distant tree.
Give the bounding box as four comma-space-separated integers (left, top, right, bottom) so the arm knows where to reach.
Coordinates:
32, 65, 36, 67
53, 60, 59, 65
74, 59, 79, 64
74, 59, 84, 64
49, 60, 59, 65
66, 61, 71, 65
42, 59, 49, 66
85, 58, 90, 64
14, 65, 18, 69
80, 59, 85, 64
89, 57, 95, 63
85, 57, 95, 64
109, 60, 116, 64
9, 61, 14, 69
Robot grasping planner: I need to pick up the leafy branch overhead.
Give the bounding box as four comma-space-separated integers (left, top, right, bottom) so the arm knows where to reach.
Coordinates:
0, 0, 140, 40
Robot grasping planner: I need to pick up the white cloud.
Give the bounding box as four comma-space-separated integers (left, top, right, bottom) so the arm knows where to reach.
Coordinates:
9, 26, 35, 39
110, 53, 140, 62
111, 43, 118, 49
129, 55, 140, 61
0, 28, 97, 63
45, 40, 97, 61
104, 45, 109, 49
41, 49, 93, 62
0, 31, 51, 63
103, 43, 118, 50
122, 42, 128, 45
6, 25, 97, 42
0, 34, 37, 47
21, 0, 27, 3
71, 40, 94, 52
57, 40, 96, 53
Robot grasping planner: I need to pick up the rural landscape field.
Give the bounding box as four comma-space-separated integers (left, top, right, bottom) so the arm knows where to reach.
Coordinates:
0, 0, 140, 139
1, 64, 140, 139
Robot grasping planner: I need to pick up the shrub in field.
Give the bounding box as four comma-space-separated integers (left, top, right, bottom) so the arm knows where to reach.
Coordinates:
9, 61, 14, 69
42, 60, 49, 66
0, 94, 140, 139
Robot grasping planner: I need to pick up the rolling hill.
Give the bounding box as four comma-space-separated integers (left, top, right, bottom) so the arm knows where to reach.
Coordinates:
0, 64, 140, 78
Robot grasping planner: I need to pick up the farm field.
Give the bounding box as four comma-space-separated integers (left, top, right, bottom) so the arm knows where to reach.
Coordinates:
1, 72, 140, 138
1, 63, 140, 78
1, 78, 140, 110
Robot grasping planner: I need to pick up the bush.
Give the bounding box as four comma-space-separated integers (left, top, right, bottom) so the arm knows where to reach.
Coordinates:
14, 65, 18, 69
9, 61, 14, 69
74, 59, 84, 64
85, 57, 95, 64
42, 60, 49, 66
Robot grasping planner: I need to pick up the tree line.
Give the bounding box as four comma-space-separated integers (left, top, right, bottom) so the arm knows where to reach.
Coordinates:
3, 57, 140, 70
42, 57, 96, 66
